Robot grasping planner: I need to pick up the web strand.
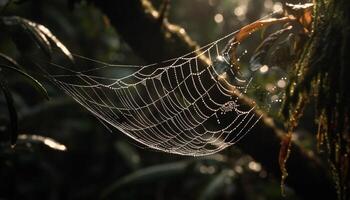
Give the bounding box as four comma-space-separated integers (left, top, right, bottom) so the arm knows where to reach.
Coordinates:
37, 12, 289, 156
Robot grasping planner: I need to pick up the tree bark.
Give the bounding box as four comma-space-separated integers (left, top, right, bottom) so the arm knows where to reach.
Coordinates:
285, 0, 350, 199
87, 0, 336, 199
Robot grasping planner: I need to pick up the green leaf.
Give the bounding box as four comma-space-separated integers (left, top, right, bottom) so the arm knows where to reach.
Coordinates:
22, 20, 53, 58
114, 140, 141, 170
0, 52, 23, 70
197, 170, 234, 200
100, 160, 191, 199
17, 134, 67, 151
0, 73, 18, 146
1, 16, 52, 57
36, 24, 74, 61
0, 16, 73, 61
100, 156, 227, 199
0, 63, 49, 100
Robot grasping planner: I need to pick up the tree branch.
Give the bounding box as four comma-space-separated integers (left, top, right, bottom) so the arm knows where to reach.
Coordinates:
87, 0, 335, 199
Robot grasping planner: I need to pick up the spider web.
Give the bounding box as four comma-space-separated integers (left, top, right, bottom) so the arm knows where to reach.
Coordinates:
41, 16, 285, 156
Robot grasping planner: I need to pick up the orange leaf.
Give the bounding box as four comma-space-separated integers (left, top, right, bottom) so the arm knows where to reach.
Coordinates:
235, 17, 294, 43
229, 17, 294, 71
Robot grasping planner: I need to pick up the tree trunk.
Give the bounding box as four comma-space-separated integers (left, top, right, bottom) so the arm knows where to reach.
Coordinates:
283, 0, 350, 199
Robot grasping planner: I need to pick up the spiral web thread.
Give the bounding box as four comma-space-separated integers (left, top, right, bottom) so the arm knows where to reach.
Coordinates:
43, 17, 279, 156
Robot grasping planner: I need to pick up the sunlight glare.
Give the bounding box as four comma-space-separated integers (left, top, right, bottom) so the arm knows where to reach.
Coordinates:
214, 13, 224, 23
259, 65, 269, 73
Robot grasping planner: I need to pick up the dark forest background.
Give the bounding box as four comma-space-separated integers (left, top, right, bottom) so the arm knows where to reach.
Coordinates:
0, 0, 349, 200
